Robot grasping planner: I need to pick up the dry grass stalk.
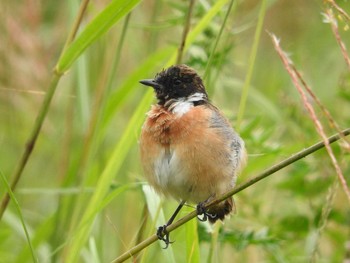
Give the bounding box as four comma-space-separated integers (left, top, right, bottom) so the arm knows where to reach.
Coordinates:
323, 8, 350, 71
270, 33, 350, 204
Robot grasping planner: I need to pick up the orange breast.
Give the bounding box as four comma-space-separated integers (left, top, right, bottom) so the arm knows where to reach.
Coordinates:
140, 105, 244, 203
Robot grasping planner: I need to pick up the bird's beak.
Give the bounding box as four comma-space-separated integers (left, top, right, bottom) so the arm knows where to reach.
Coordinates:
139, 79, 162, 90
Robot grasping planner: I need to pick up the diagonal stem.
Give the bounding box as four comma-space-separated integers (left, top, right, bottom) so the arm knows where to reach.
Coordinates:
203, 0, 235, 81
0, 0, 90, 221
236, 0, 267, 130
176, 0, 196, 64
112, 128, 350, 263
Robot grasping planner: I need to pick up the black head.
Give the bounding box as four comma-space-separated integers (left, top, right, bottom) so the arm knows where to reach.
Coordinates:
139, 64, 208, 106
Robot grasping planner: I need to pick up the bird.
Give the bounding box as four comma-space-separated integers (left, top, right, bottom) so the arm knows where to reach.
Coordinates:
139, 64, 246, 247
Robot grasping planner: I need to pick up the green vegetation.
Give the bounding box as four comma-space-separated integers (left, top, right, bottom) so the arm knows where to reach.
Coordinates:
1, 0, 349, 262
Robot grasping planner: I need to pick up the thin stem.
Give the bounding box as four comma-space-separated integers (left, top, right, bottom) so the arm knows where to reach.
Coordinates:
66, 12, 132, 236
176, 0, 196, 64
309, 180, 338, 262
327, 0, 350, 22
147, 1, 163, 53
0, 72, 60, 220
133, 204, 149, 263
271, 33, 350, 203
106, 13, 132, 91
236, 0, 267, 130
0, 0, 90, 221
292, 65, 350, 147
61, 0, 90, 54
0, 170, 38, 263
203, 0, 235, 81
324, 8, 350, 72
112, 128, 350, 263
207, 222, 220, 263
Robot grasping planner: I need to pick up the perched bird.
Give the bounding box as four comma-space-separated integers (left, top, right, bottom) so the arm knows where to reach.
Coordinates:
139, 64, 246, 247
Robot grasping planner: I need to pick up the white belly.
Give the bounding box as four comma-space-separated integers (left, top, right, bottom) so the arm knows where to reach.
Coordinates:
153, 149, 190, 200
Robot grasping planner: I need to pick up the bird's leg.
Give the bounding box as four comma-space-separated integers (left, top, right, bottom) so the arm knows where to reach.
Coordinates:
196, 198, 217, 222
157, 200, 186, 249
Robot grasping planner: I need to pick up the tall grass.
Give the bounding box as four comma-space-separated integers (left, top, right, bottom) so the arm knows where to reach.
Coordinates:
1, 1, 350, 262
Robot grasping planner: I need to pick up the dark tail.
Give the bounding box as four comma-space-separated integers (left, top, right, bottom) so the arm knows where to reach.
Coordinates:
207, 197, 235, 224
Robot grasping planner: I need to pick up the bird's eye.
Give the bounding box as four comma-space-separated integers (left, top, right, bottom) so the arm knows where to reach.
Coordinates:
173, 79, 182, 86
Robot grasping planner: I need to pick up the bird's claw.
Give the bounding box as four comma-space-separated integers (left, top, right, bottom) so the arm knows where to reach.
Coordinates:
157, 225, 174, 249
196, 202, 217, 222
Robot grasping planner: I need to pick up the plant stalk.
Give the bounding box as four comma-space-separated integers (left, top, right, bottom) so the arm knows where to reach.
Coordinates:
113, 128, 350, 263
0, 0, 90, 220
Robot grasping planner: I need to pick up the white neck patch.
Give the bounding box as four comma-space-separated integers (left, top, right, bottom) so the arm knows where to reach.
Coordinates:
167, 92, 206, 116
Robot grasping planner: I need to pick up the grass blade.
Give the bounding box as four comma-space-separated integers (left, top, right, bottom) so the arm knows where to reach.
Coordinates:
56, 0, 140, 73
0, 170, 38, 263
236, 0, 267, 129
64, 92, 154, 262
185, 208, 199, 263
67, 1, 235, 261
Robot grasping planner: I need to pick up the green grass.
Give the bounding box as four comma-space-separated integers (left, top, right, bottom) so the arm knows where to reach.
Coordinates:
0, 170, 37, 262
1, 0, 350, 262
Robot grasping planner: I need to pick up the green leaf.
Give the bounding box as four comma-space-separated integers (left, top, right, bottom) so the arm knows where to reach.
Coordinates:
101, 46, 175, 132
64, 1, 231, 260
64, 92, 154, 262
221, 228, 279, 250
185, 209, 199, 263
142, 185, 176, 262
279, 215, 310, 234
0, 170, 38, 263
56, 0, 140, 73
15, 215, 56, 263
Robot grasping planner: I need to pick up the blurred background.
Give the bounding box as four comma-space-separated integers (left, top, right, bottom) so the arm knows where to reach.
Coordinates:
1, 0, 350, 262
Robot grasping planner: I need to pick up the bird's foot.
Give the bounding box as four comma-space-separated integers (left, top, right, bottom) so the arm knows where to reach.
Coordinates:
156, 225, 174, 249
196, 202, 217, 222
